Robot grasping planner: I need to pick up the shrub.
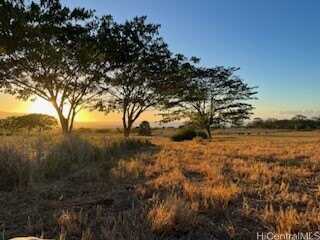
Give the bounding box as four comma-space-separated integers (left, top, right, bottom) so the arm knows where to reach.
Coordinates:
42, 135, 97, 179
196, 131, 208, 139
138, 121, 152, 136
102, 138, 154, 158
171, 128, 208, 142
0, 144, 30, 191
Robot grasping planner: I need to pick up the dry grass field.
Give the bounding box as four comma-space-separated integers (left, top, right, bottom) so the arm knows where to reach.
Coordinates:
1, 130, 320, 239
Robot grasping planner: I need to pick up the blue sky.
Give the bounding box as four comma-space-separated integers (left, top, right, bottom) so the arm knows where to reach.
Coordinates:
57, 1, 320, 117
2, 0, 319, 123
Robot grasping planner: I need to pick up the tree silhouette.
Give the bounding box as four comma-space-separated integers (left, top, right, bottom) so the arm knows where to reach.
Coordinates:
0, 0, 100, 134
162, 66, 257, 138
95, 17, 174, 137
138, 121, 152, 136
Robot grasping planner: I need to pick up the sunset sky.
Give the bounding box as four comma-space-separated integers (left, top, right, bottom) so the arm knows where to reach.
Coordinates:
1, 0, 320, 125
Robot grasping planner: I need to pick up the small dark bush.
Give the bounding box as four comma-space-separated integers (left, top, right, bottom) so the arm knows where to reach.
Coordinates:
0, 145, 30, 191
102, 138, 154, 157
196, 131, 208, 139
138, 121, 152, 136
171, 128, 208, 142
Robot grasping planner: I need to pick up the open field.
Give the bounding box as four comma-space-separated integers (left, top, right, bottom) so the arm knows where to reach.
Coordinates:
1, 131, 320, 239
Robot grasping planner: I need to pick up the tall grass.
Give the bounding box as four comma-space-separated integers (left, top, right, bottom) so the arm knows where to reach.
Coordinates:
42, 135, 98, 179
0, 144, 30, 191
0, 135, 154, 190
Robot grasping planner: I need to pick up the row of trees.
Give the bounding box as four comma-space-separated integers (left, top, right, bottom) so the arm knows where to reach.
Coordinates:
0, 0, 257, 138
249, 115, 320, 130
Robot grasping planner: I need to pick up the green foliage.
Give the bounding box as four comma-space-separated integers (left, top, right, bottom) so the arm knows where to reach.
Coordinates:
0, 144, 30, 191
171, 128, 208, 142
138, 121, 152, 136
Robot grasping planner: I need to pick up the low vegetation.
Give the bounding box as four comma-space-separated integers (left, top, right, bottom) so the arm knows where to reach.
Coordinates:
1, 131, 320, 239
0, 114, 57, 135
171, 128, 208, 141
249, 115, 320, 130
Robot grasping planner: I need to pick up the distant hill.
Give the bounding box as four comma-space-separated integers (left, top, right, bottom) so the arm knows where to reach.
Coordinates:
0, 111, 26, 119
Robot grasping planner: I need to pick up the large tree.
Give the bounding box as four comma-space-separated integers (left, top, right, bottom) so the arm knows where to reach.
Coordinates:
162, 66, 257, 138
0, 0, 101, 133
96, 16, 176, 137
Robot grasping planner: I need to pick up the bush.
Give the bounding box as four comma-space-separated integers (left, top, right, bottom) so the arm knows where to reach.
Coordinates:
138, 121, 152, 136
171, 128, 208, 142
196, 131, 208, 139
0, 144, 31, 191
102, 138, 154, 158
42, 135, 97, 179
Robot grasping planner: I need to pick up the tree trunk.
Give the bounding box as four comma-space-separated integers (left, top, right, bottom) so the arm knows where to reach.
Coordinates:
52, 103, 70, 134
123, 121, 133, 138
123, 127, 130, 137
206, 126, 212, 139
60, 117, 70, 135
122, 116, 133, 138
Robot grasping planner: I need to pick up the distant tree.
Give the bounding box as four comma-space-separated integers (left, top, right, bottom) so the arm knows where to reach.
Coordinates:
292, 115, 308, 121
138, 121, 151, 136
0, 113, 57, 134
16, 114, 58, 132
0, 0, 101, 134
162, 66, 257, 138
292, 115, 308, 130
247, 115, 320, 130
95, 17, 175, 137
250, 117, 264, 127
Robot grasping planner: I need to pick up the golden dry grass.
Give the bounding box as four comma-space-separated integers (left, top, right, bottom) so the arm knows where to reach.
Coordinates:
1, 131, 320, 239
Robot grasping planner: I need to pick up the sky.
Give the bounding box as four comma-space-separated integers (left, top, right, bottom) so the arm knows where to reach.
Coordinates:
1, 0, 320, 124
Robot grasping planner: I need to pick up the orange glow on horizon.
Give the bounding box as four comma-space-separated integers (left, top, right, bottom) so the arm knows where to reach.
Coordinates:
27, 98, 92, 122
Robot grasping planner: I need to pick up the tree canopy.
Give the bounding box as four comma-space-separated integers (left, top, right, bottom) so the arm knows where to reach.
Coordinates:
95, 16, 178, 137
162, 66, 257, 138
0, 0, 100, 133
0, 113, 57, 134
0, 0, 258, 137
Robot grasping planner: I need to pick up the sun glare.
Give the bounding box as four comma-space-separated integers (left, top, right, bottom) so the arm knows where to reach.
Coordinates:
27, 98, 92, 122
28, 98, 57, 117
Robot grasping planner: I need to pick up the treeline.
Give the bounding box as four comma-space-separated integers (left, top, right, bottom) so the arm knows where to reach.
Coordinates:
0, 0, 257, 138
248, 115, 320, 130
